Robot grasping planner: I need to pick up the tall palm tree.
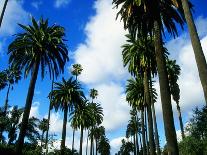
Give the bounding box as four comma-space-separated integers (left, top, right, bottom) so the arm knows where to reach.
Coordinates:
126, 77, 147, 155
50, 77, 85, 155
70, 100, 92, 155
38, 118, 48, 147
88, 102, 103, 155
93, 126, 105, 155
122, 34, 157, 155
4, 65, 21, 114
180, 0, 207, 104
71, 63, 83, 154
0, 0, 8, 28
97, 135, 110, 155
8, 17, 69, 154
166, 59, 185, 139
113, 0, 185, 153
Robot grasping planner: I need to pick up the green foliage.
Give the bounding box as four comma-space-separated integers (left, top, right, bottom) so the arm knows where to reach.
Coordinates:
116, 139, 134, 155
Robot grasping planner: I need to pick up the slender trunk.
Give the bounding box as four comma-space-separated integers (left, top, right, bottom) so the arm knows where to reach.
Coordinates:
144, 71, 156, 155
0, 0, 8, 28
61, 104, 68, 155
150, 78, 161, 155
181, 0, 207, 104
4, 84, 10, 114
72, 129, 75, 154
176, 102, 185, 139
16, 61, 40, 154
45, 79, 54, 154
145, 108, 149, 155
79, 126, 84, 155
90, 128, 93, 155
154, 20, 179, 155
135, 114, 139, 154
141, 110, 147, 155
133, 134, 137, 155
86, 130, 89, 155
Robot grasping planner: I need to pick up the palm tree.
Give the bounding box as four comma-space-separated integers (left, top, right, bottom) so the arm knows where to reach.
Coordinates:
90, 88, 98, 103
70, 100, 92, 155
38, 118, 48, 147
8, 17, 69, 153
122, 34, 157, 155
0, 0, 8, 28
8, 106, 24, 145
117, 139, 134, 155
97, 135, 110, 155
166, 59, 185, 139
88, 102, 103, 155
93, 126, 105, 155
113, 0, 185, 153
50, 77, 85, 155
126, 77, 147, 155
71, 63, 83, 154
4, 65, 21, 114
180, 0, 207, 104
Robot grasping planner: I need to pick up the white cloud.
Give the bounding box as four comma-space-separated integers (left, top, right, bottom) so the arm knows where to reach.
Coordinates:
30, 101, 40, 118
54, 0, 71, 8
96, 83, 130, 131
74, 0, 128, 85
110, 136, 128, 154
0, 0, 29, 37
31, 1, 42, 9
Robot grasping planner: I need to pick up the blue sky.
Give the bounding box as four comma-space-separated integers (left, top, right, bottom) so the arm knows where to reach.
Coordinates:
0, 0, 207, 154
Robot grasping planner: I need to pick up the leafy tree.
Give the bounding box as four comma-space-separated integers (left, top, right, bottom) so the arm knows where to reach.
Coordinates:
97, 135, 110, 155
7, 106, 24, 145
50, 77, 85, 155
38, 118, 48, 147
8, 16, 69, 154
117, 139, 134, 155
0, 70, 7, 90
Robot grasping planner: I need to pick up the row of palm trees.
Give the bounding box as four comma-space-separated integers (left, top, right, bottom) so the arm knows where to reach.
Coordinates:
112, 0, 207, 154
0, 16, 110, 154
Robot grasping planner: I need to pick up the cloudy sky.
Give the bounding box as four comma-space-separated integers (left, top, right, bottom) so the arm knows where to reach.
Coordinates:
0, 0, 207, 154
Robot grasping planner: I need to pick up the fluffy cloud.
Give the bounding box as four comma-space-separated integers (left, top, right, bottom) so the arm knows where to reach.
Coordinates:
54, 0, 71, 8
0, 0, 29, 37
30, 102, 41, 118
110, 136, 127, 154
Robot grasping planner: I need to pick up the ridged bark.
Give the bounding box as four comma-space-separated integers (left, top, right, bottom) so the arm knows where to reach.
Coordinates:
16, 61, 40, 154
181, 0, 207, 104
154, 20, 179, 155
61, 104, 68, 155
144, 72, 156, 155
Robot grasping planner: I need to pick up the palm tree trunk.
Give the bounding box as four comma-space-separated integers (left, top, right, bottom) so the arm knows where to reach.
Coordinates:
139, 134, 142, 154
86, 130, 89, 155
41, 131, 44, 147
79, 126, 84, 155
151, 103, 161, 155
72, 129, 75, 154
181, 0, 207, 104
95, 138, 98, 155
4, 84, 10, 114
90, 129, 93, 155
144, 71, 156, 155
154, 20, 179, 155
0, 0, 8, 28
61, 104, 68, 155
144, 108, 149, 155
45, 79, 54, 154
141, 109, 147, 155
149, 77, 161, 155
133, 134, 137, 155
176, 102, 185, 139
16, 61, 40, 154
